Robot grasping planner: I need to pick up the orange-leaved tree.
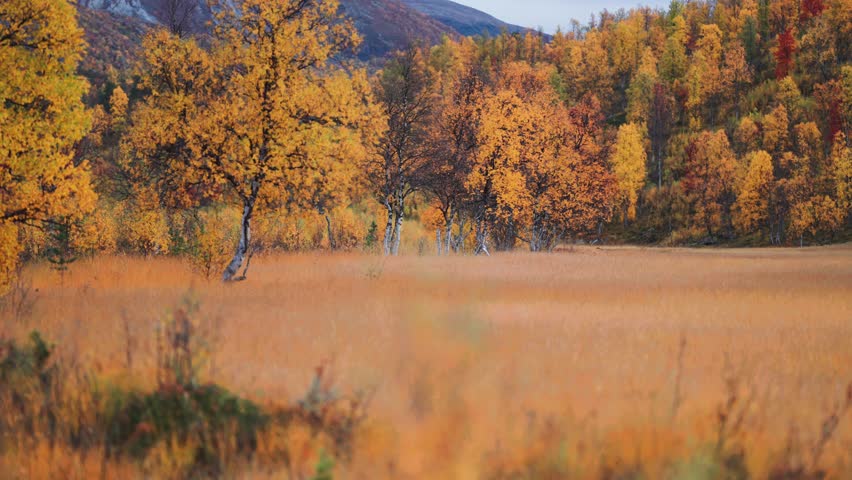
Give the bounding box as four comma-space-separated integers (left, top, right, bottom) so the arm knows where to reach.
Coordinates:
468, 89, 527, 255
469, 61, 616, 253
733, 150, 774, 236
832, 133, 851, 219
482, 62, 554, 251
685, 24, 724, 128
0, 0, 96, 291
426, 38, 488, 254
523, 95, 617, 251
683, 130, 738, 238
126, 0, 375, 281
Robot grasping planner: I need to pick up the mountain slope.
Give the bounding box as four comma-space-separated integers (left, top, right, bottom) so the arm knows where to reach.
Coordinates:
76, 0, 530, 60
338, 0, 456, 59
77, 6, 147, 94
400, 0, 526, 37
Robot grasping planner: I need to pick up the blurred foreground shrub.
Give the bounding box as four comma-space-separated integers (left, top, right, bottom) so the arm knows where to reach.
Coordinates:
0, 299, 371, 479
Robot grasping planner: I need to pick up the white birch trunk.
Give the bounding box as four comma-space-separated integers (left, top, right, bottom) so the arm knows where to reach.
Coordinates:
444, 215, 454, 255
325, 214, 337, 251
223, 200, 254, 282
382, 202, 394, 256
474, 218, 490, 256
529, 215, 542, 252
391, 209, 404, 256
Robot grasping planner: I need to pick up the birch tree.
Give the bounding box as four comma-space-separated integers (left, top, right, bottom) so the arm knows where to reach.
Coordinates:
683, 130, 738, 238
368, 46, 435, 255
127, 0, 374, 280
469, 62, 617, 253
426, 40, 487, 254
611, 123, 647, 222
1, 0, 96, 291
733, 150, 774, 236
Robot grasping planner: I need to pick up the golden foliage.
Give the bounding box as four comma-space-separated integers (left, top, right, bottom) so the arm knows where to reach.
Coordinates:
626, 47, 658, 124
470, 64, 616, 250
685, 24, 724, 127
762, 104, 790, 153
733, 151, 774, 234
124, 208, 171, 255
71, 200, 119, 255
734, 117, 761, 154
420, 203, 446, 232
127, 0, 375, 278
611, 123, 648, 221
777, 77, 804, 119
556, 30, 615, 109
788, 195, 845, 241
831, 134, 852, 215
0, 0, 96, 281
0, 223, 22, 295
683, 130, 738, 236
328, 206, 369, 251
108, 86, 129, 130
794, 121, 824, 161
659, 15, 688, 83
121, 189, 171, 255
4, 0, 852, 263
187, 208, 239, 279
721, 43, 753, 113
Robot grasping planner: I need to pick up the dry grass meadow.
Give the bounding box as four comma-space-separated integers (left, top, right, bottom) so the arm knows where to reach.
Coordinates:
2, 246, 852, 479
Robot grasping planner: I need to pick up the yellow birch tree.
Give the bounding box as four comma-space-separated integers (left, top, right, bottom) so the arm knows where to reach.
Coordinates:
127, 0, 375, 281
611, 123, 648, 222
0, 0, 96, 291
733, 150, 774, 235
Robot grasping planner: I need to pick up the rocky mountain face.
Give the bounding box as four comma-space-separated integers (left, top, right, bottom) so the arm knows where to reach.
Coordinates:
76, 0, 529, 61
79, 0, 157, 22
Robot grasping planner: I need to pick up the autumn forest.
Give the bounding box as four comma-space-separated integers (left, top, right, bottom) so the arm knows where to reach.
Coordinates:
1, 0, 852, 478
0, 0, 849, 285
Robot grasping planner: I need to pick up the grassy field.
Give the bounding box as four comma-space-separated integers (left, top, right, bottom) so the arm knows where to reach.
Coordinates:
2, 246, 851, 478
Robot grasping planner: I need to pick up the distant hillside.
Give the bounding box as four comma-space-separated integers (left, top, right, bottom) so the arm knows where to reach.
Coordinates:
400, 0, 527, 37
338, 0, 455, 60
76, 6, 147, 96
75, 0, 532, 62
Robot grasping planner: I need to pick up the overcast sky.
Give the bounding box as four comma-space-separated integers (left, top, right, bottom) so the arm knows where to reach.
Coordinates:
452, 0, 670, 34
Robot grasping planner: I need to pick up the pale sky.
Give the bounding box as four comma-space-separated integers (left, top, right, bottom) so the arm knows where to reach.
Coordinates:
452, 0, 671, 34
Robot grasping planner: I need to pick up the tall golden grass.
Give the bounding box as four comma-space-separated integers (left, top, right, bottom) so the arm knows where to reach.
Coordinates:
2, 246, 851, 478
